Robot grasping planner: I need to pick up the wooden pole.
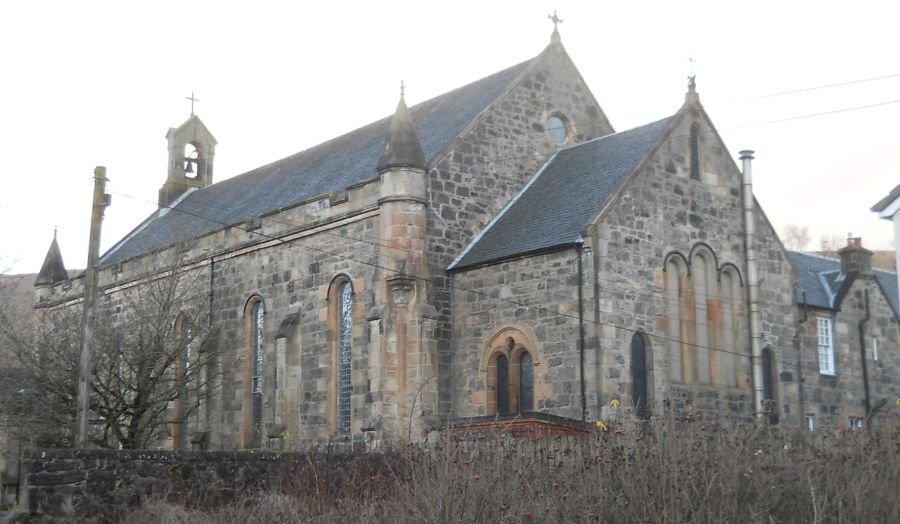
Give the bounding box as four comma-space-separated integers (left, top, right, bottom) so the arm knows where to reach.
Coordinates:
75, 166, 109, 448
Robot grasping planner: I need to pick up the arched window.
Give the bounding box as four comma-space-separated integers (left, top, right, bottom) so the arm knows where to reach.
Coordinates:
689, 123, 700, 179
518, 351, 534, 413
665, 257, 686, 383
720, 270, 739, 387
692, 252, 712, 384
762, 347, 778, 424
243, 297, 265, 447
172, 314, 191, 449
484, 329, 541, 416
630, 333, 650, 417
495, 354, 510, 415
336, 279, 353, 435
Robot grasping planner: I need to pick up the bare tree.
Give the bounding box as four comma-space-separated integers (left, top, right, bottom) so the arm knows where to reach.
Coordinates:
0, 252, 223, 449
781, 223, 811, 251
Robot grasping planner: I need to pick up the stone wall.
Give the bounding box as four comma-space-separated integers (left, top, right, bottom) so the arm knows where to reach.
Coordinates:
451, 249, 583, 420
798, 274, 900, 429
23, 448, 374, 522
426, 42, 614, 414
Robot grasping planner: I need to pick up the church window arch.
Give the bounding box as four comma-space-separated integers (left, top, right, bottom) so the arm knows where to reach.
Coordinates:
242, 295, 266, 448
719, 269, 742, 387
483, 327, 542, 416
328, 275, 354, 436
172, 313, 192, 449
761, 346, 779, 424
630, 332, 652, 417
664, 255, 687, 383
691, 248, 716, 384
518, 350, 534, 413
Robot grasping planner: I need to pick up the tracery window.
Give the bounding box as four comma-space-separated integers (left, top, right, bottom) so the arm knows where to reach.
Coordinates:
336, 279, 353, 435
244, 296, 265, 447
171, 314, 191, 449
486, 331, 539, 416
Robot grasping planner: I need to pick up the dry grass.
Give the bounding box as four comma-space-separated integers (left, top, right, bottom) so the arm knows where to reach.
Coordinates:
124, 413, 900, 523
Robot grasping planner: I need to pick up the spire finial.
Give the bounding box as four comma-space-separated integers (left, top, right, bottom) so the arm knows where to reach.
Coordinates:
400, 80, 405, 100
548, 10, 563, 33
53, 225, 57, 239
686, 52, 697, 93
186, 92, 199, 116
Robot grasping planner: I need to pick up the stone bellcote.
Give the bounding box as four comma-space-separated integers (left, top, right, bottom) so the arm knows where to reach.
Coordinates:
158, 114, 218, 208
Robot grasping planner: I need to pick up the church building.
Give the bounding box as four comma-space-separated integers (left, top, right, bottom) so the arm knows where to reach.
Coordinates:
33, 25, 898, 449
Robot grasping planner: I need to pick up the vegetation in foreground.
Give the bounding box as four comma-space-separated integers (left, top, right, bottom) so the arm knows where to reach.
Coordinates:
123, 411, 900, 524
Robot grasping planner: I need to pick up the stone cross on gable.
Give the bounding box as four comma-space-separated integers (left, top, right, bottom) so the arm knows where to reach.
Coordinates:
186, 92, 199, 116
548, 10, 563, 32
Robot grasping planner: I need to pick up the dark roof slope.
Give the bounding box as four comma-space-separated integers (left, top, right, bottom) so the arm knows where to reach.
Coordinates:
377, 96, 426, 172
100, 60, 532, 266
789, 251, 899, 315
451, 116, 674, 270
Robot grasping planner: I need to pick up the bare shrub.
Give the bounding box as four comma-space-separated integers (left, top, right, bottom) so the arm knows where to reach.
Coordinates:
122, 412, 900, 523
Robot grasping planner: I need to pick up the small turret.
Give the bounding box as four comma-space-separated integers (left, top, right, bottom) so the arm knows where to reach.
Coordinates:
35, 230, 68, 287
376, 83, 425, 174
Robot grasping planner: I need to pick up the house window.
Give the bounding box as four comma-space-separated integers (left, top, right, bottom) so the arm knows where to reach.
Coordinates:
806, 414, 815, 432
849, 417, 864, 430
817, 317, 835, 375
336, 280, 353, 436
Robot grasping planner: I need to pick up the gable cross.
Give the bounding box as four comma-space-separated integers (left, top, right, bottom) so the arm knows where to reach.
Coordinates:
186, 92, 199, 116
686, 53, 697, 91
548, 10, 563, 33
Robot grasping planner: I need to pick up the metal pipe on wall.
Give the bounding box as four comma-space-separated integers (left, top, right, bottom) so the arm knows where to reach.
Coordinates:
740, 150, 765, 416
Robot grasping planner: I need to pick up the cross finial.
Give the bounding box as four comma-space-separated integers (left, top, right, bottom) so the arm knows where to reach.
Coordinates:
400, 80, 405, 100
548, 10, 563, 33
686, 52, 697, 93
186, 92, 199, 116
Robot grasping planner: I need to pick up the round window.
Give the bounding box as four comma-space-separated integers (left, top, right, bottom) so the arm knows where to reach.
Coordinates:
547, 114, 568, 143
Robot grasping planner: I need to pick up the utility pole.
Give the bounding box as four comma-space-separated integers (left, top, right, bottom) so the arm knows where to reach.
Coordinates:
75, 166, 110, 448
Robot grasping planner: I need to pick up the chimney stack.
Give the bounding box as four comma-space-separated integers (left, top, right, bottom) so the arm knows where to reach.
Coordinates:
837, 235, 873, 276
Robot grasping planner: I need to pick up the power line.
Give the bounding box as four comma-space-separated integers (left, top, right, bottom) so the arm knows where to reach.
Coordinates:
713, 72, 900, 105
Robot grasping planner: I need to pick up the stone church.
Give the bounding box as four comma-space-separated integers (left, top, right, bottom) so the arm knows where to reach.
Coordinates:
33, 27, 898, 449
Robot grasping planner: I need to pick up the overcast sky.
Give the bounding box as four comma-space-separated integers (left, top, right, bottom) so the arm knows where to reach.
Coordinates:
1, 0, 897, 275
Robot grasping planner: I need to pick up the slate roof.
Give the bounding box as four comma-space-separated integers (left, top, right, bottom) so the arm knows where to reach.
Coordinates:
450, 116, 674, 270
100, 60, 532, 266
789, 251, 899, 316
